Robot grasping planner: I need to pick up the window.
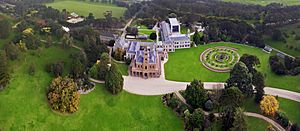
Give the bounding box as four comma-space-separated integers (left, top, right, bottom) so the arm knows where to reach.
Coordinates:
172, 26, 179, 32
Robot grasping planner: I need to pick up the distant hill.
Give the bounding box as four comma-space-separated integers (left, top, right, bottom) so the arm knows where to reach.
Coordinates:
222, 0, 300, 6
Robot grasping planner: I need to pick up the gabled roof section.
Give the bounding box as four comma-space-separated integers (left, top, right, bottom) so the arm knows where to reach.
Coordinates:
169, 18, 179, 26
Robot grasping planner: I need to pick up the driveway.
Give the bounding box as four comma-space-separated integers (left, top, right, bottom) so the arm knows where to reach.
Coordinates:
123, 60, 300, 102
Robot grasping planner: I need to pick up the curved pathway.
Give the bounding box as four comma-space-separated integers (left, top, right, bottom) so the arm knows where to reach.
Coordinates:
174, 92, 285, 131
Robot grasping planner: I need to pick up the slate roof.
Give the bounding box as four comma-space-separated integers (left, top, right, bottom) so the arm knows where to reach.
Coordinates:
160, 21, 172, 44
136, 50, 157, 64
170, 35, 190, 41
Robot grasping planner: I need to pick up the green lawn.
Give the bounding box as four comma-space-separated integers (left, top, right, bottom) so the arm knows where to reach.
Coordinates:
115, 62, 129, 76
209, 117, 269, 131
243, 97, 300, 124
278, 98, 300, 124
135, 25, 155, 36
0, 45, 182, 130
265, 23, 300, 57
45, 0, 127, 18
165, 42, 300, 92
247, 116, 270, 131
223, 0, 300, 6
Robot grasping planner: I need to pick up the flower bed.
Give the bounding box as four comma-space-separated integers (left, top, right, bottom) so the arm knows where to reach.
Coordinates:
200, 46, 240, 72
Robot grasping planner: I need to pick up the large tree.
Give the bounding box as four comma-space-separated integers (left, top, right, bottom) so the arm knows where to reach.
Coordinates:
221, 107, 236, 131
220, 87, 244, 108
3, 43, 20, 60
226, 62, 253, 97
0, 51, 10, 91
252, 71, 265, 103
230, 108, 247, 131
239, 54, 260, 73
84, 35, 108, 66
97, 53, 110, 80
47, 77, 80, 113
70, 52, 86, 79
185, 79, 207, 108
62, 33, 73, 48
193, 30, 202, 45
149, 32, 157, 40
186, 108, 205, 130
105, 63, 124, 94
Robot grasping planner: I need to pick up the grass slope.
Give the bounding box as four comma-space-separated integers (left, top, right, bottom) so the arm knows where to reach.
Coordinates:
278, 98, 300, 124
223, 0, 300, 6
247, 116, 269, 131
46, 1, 126, 18
265, 22, 300, 57
0, 45, 182, 130
165, 42, 300, 92
243, 97, 300, 124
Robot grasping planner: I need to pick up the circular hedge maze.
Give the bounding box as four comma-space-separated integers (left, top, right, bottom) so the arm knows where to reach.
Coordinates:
200, 46, 240, 72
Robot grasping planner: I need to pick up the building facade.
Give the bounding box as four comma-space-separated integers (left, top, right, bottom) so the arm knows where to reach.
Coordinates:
127, 42, 161, 78
159, 18, 191, 52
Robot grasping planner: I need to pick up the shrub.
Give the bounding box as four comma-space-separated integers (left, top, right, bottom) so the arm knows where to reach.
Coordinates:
168, 97, 180, 109
275, 111, 289, 128
3, 43, 20, 60
105, 63, 124, 95
295, 34, 300, 40
208, 113, 216, 123
28, 63, 36, 76
266, 125, 276, 131
176, 104, 188, 115
204, 100, 214, 111
47, 77, 80, 113
291, 67, 300, 76
45, 61, 64, 77
260, 95, 279, 116
89, 64, 98, 79
290, 123, 300, 131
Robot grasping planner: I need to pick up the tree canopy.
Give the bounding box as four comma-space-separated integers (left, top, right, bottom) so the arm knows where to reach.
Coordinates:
47, 77, 80, 113
105, 63, 124, 95
220, 87, 244, 108
260, 95, 279, 116
185, 79, 207, 108
226, 62, 253, 97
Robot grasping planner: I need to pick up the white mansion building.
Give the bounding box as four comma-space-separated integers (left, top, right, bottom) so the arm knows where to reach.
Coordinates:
113, 18, 191, 78
158, 18, 191, 52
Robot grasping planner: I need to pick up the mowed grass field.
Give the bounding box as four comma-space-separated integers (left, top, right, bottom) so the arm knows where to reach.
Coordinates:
243, 97, 300, 124
46, 0, 127, 18
165, 42, 300, 92
223, 0, 300, 6
265, 22, 300, 57
0, 45, 183, 130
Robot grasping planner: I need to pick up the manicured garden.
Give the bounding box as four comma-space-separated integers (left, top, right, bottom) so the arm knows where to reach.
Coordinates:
45, 0, 127, 18
0, 45, 183, 130
165, 42, 300, 92
200, 46, 240, 72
